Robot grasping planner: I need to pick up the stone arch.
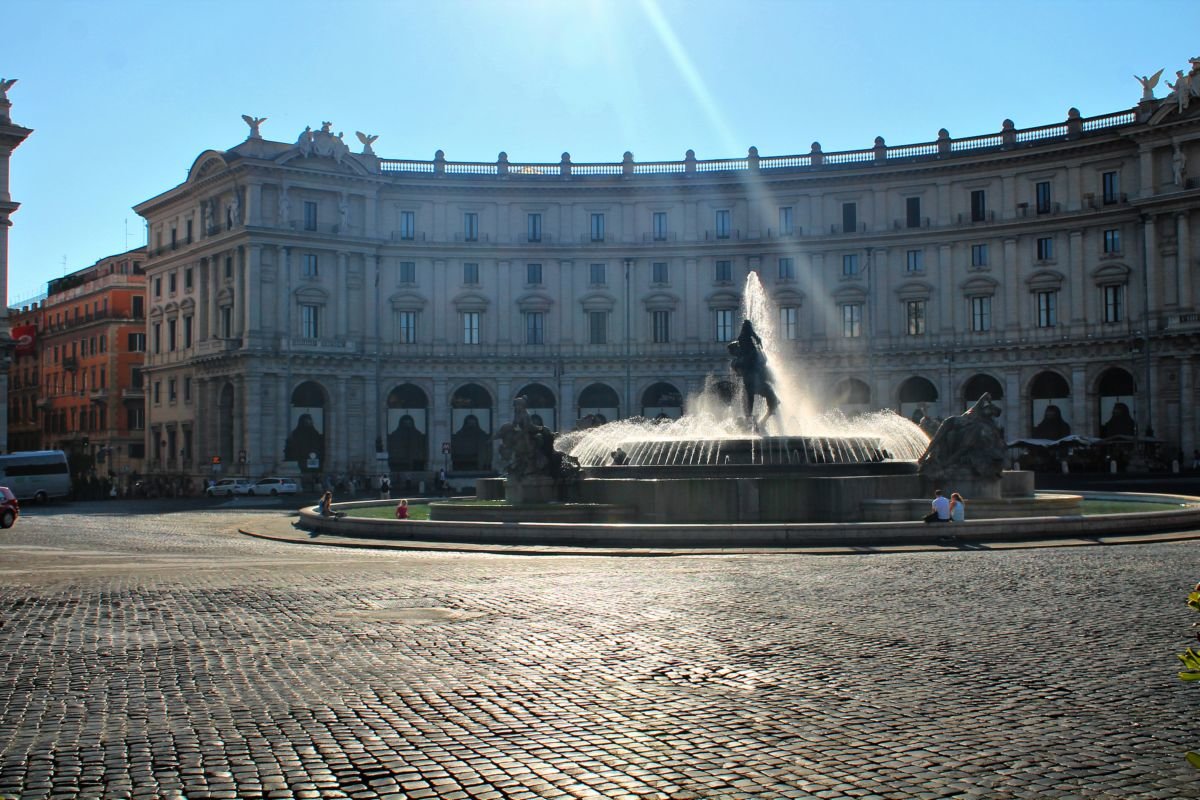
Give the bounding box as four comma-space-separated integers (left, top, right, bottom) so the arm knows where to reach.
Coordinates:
577, 383, 620, 425
385, 383, 430, 472
898, 375, 939, 422
449, 383, 493, 471
641, 381, 683, 420
1029, 370, 1072, 439
515, 383, 557, 431
831, 377, 871, 412
1097, 367, 1137, 438
961, 373, 1004, 407
286, 381, 329, 472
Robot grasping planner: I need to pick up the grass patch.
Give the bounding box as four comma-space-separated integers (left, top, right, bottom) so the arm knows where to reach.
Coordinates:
344, 504, 431, 521
1081, 499, 1186, 515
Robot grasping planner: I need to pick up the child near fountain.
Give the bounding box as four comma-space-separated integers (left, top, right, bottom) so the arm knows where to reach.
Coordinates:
395, 498, 409, 520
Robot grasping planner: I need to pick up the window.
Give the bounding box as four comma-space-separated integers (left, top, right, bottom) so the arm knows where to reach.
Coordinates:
185, 219, 193, 243
128, 406, 144, 431
399, 261, 416, 283
154, 277, 162, 298
304, 253, 319, 277
715, 309, 734, 341
153, 322, 161, 354
780, 306, 798, 340
841, 304, 863, 338
1102, 171, 1119, 204
778, 257, 795, 280
653, 212, 668, 241
906, 300, 926, 336
185, 268, 193, 290
840, 202, 857, 234
153, 381, 161, 404
1037, 237, 1054, 261
527, 213, 542, 242
132, 296, 144, 318
304, 201, 318, 231
652, 262, 669, 284
524, 312, 544, 345
224, 256, 233, 279
168, 379, 177, 402
183, 316, 193, 348
970, 190, 987, 222
589, 263, 606, 286
171, 228, 177, 250
1103, 228, 1121, 254
715, 260, 732, 282
906, 249, 924, 272
220, 306, 233, 338
168, 272, 177, 293
131, 367, 144, 389
590, 213, 605, 242
715, 209, 731, 239
1037, 290, 1058, 328
398, 311, 417, 343
842, 254, 859, 277
653, 310, 671, 343
464, 212, 478, 241
463, 311, 480, 344
1103, 285, 1124, 323
779, 206, 794, 236
1036, 181, 1052, 214
300, 304, 320, 338
168, 319, 177, 351
526, 263, 542, 285
971, 244, 989, 267
400, 210, 415, 240
463, 262, 479, 285
98, 336, 106, 353
970, 296, 992, 332
588, 311, 607, 345
906, 197, 921, 228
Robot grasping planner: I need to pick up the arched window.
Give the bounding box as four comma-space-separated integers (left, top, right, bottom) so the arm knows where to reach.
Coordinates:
449, 383, 493, 471
577, 383, 620, 426
831, 378, 871, 415
386, 384, 429, 471
1030, 371, 1071, 439
1097, 367, 1136, 438
516, 383, 557, 430
961, 373, 1004, 410
286, 381, 327, 472
898, 376, 939, 422
641, 382, 683, 420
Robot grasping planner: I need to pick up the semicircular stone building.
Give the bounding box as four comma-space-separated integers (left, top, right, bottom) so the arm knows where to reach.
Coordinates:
135, 81, 1200, 483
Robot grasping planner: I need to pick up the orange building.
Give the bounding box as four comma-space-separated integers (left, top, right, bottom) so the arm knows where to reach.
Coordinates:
38, 247, 147, 478
7, 300, 42, 452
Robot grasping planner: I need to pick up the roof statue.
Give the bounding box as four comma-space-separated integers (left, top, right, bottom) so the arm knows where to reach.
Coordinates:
1135, 69, 1164, 102
0, 78, 15, 102
296, 121, 350, 164
356, 131, 378, 156
241, 115, 267, 139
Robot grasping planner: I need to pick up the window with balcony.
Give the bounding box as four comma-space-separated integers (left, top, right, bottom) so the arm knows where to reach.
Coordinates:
906, 197, 921, 228
970, 296, 992, 332
463, 311, 480, 344
464, 212, 479, 241
1102, 171, 1119, 204
300, 304, 320, 338
400, 210, 415, 240
524, 312, 544, 345
589, 263, 606, 286
304, 201, 318, 231
715, 209, 731, 239
653, 310, 671, 343
842, 202, 857, 233
970, 190, 987, 222
779, 206, 794, 236
906, 300, 926, 336
399, 261, 416, 283
715, 309, 734, 341
590, 213, 605, 242
527, 213, 542, 242
653, 212, 668, 241
780, 306, 798, 340
397, 311, 417, 344
588, 311, 608, 345
841, 304, 863, 338
1036, 181, 1052, 214
1037, 290, 1058, 328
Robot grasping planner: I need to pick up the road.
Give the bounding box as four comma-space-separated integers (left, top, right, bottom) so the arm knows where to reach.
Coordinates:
0, 500, 1198, 799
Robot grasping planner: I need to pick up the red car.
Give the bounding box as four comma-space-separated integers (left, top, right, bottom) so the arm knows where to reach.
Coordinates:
0, 486, 19, 528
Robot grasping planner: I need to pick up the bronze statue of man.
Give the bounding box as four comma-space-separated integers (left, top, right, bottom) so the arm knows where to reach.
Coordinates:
728, 319, 780, 428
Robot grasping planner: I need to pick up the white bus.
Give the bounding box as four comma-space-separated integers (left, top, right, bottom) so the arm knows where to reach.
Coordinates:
0, 451, 72, 502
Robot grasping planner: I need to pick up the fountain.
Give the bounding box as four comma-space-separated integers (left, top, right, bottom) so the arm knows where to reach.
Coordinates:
454, 273, 1050, 524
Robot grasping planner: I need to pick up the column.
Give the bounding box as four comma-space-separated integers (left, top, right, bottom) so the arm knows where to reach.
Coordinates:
1004, 238, 1020, 331
557, 260, 573, 346
279, 248, 292, 340
872, 248, 891, 341
431, 377, 449, 477
809, 253, 827, 339
937, 244, 954, 333
1178, 211, 1193, 310
244, 245, 261, 339
245, 181, 260, 227
208, 251, 222, 337
335, 376, 348, 472
235, 247, 246, 336
1069, 230, 1085, 325
683, 258, 700, 342
1071, 365, 1088, 438
198, 258, 210, 339
1004, 371, 1022, 437
336, 251, 349, 338
432, 259, 448, 344
1143, 216, 1158, 318
497, 260, 512, 344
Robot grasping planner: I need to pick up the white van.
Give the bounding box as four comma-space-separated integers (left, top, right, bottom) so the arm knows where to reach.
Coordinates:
0, 450, 72, 502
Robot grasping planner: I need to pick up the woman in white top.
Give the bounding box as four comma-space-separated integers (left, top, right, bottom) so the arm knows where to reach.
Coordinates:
950, 492, 967, 522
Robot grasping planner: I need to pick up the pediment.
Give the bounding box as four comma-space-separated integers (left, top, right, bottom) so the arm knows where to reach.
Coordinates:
1026, 269, 1066, 291
452, 292, 490, 312
960, 276, 1000, 296
1091, 262, 1131, 285
187, 150, 229, 183
515, 291, 554, 313
389, 291, 427, 311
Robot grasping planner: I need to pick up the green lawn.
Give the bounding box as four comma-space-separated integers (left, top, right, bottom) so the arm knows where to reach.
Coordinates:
345, 504, 431, 521
1080, 499, 1186, 515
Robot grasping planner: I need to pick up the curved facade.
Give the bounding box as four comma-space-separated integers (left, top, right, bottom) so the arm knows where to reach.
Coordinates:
134, 88, 1200, 482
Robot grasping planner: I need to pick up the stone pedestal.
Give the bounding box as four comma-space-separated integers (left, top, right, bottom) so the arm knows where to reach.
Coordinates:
505, 475, 556, 505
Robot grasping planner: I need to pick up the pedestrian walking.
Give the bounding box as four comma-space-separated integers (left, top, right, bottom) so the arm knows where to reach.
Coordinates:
380, 475, 391, 500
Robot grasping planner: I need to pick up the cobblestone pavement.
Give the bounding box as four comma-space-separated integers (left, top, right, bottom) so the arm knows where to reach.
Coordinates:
1, 502, 1199, 799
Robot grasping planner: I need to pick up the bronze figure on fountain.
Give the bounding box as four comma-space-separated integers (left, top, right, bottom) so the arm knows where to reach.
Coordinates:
728, 320, 780, 430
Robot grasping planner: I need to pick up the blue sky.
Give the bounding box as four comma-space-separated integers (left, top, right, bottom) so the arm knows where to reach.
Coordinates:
4, 0, 1199, 304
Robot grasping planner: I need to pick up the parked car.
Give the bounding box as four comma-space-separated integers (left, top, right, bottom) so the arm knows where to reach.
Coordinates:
247, 477, 299, 496
206, 478, 253, 497
0, 486, 20, 528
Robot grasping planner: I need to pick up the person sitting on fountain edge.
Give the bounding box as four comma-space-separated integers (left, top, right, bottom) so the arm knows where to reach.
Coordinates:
924, 489, 951, 523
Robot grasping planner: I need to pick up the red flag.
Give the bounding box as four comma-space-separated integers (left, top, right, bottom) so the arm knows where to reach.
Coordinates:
11, 325, 35, 356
